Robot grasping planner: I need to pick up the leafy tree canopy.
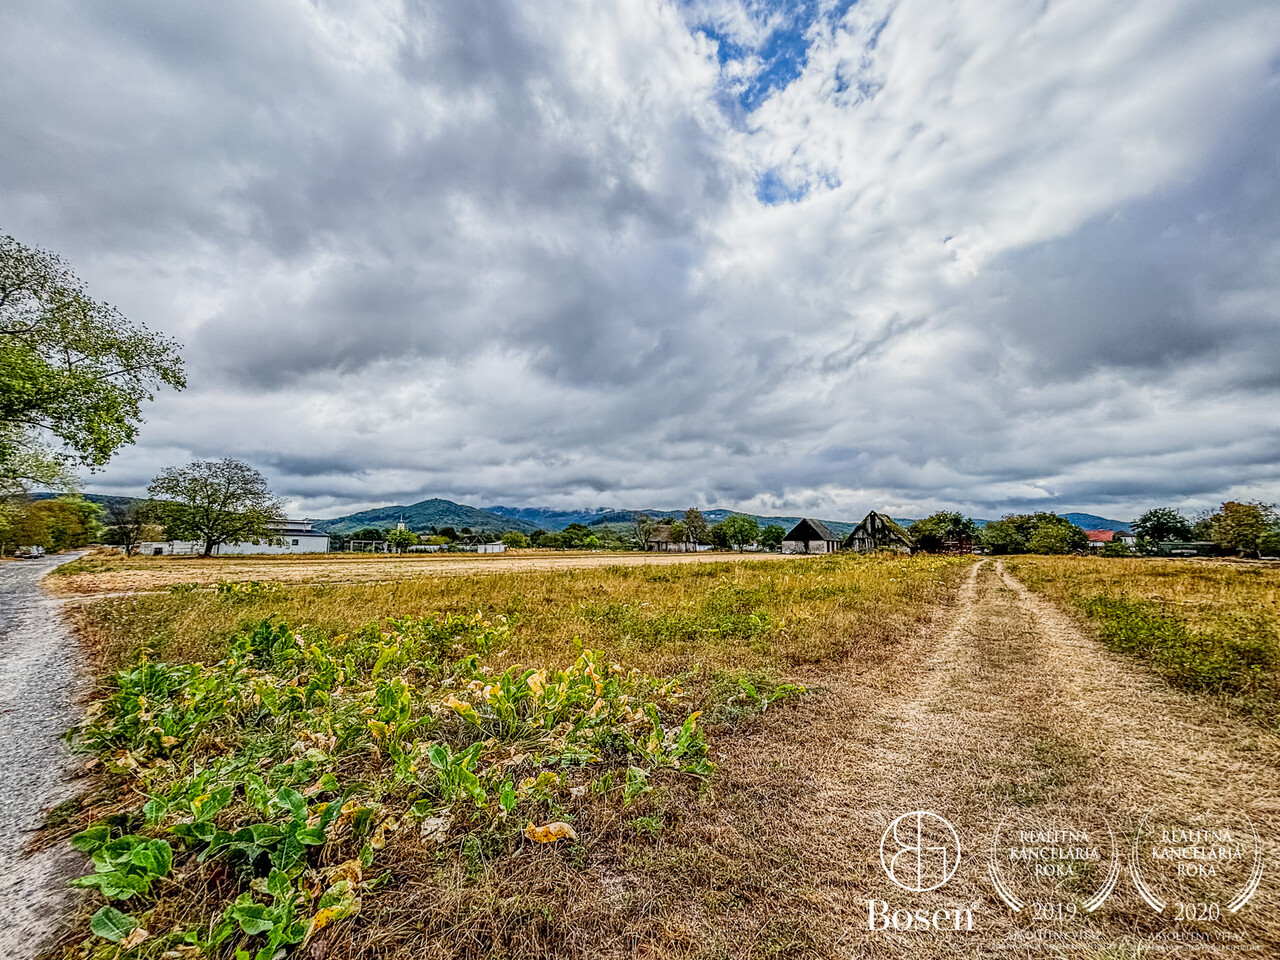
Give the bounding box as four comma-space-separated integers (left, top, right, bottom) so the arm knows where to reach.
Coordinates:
908, 511, 980, 553
1206, 501, 1276, 557
385, 528, 419, 551
759, 524, 786, 549
1132, 507, 1194, 544
1, 235, 184, 492
980, 512, 1087, 555
148, 458, 285, 557
683, 508, 709, 545
0, 493, 101, 552
714, 514, 760, 550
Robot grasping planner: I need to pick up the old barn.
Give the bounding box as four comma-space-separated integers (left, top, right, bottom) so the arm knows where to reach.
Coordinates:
843, 511, 913, 553
781, 518, 843, 554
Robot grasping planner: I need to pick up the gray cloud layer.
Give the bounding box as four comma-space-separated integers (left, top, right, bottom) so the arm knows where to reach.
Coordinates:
2, 0, 1279, 520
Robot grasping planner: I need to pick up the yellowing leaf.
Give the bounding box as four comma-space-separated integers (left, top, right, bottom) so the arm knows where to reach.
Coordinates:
526, 669, 547, 696
524, 821, 578, 843
440, 694, 474, 715
370, 816, 399, 850
120, 926, 150, 950
303, 880, 361, 944
322, 858, 363, 886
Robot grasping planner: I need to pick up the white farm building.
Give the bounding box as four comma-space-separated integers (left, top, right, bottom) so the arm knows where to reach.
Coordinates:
138, 519, 330, 556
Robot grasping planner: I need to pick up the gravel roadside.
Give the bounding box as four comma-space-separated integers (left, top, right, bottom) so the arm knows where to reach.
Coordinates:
0, 554, 88, 959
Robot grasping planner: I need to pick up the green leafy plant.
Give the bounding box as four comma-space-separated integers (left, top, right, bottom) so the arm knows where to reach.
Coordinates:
207, 786, 342, 876
87, 905, 140, 942
70, 827, 172, 900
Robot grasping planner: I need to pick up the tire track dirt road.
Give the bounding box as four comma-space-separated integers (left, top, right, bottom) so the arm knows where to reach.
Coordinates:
712, 559, 1279, 957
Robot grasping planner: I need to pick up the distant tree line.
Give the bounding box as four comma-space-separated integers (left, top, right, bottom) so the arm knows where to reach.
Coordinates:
0, 493, 102, 553
905, 501, 1280, 558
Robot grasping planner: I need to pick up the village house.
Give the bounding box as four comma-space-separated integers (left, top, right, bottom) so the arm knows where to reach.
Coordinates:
781, 518, 843, 554
1084, 529, 1137, 551
646, 525, 711, 552
843, 511, 913, 553
137, 519, 331, 556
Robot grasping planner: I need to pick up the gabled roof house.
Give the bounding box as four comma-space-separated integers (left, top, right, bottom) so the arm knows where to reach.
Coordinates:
781, 518, 843, 554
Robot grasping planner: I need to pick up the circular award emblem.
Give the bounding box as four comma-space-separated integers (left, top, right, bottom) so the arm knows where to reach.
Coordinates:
1130, 807, 1263, 918
880, 811, 962, 893
987, 808, 1120, 915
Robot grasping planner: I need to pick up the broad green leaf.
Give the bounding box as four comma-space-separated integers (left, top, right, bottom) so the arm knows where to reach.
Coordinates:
71, 825, 110, 853
276, 786, 307, 823
266, 867, 292, 901
130, 839, 173, 878
89, 905, 139, 942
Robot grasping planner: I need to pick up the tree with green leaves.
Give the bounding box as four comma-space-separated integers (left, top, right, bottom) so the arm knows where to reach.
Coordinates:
683, 508, 710, 545
3, 494, 102, 551
561, 523, 595, 548
501, 530, 531, 548
907, 511, 980, 553
1131, 508, 1193, 545
1, 235, 184, 493
633, 514, 657, 550
980, 512, 1087, 554
715, 514, 760, 551
385, 528, 419, 552
148, 458, 285, 557
759, 524, 786, 550
1206, 501, 1276, 558
1026, 523, 1082, 555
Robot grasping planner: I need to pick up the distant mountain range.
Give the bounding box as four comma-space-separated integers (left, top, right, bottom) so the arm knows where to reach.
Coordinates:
311, 499, 539, 535
317, 500, 1134, 536
484, 505, 858, 536
1057, 513, 1132, 533
47, 492, 1133, 536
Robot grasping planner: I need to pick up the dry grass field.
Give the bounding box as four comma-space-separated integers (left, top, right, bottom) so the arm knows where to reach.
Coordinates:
47, 549, 794, 598
40, 552, 1280, 958
1006, 556, 1280, 723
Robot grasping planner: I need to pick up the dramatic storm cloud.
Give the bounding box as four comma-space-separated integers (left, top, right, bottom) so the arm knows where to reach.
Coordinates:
3, 0, 1278, 519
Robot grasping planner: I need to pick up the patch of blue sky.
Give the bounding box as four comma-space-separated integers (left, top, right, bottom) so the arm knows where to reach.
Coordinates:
755, 168, 810, 205
681, 0, 859, 113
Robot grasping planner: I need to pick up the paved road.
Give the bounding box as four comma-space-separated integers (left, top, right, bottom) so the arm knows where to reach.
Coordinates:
0, 554, 87, 959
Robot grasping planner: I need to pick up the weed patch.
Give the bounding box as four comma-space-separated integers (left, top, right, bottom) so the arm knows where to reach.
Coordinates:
51, 613, 804, 956
1008, 557, 1280, 722
1080, 596, 1274, 695
48, 553, 971, 957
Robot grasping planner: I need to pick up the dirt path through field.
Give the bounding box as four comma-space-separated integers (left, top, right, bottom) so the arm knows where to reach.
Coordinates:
710, 559, 1280, 957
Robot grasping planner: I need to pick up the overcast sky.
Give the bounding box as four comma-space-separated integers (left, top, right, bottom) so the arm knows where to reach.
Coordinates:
3, 0, 1279, 521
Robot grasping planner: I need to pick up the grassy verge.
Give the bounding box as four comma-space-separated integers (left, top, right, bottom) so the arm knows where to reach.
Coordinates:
1006, 556, 1279, 722
50, 553, 971, 958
